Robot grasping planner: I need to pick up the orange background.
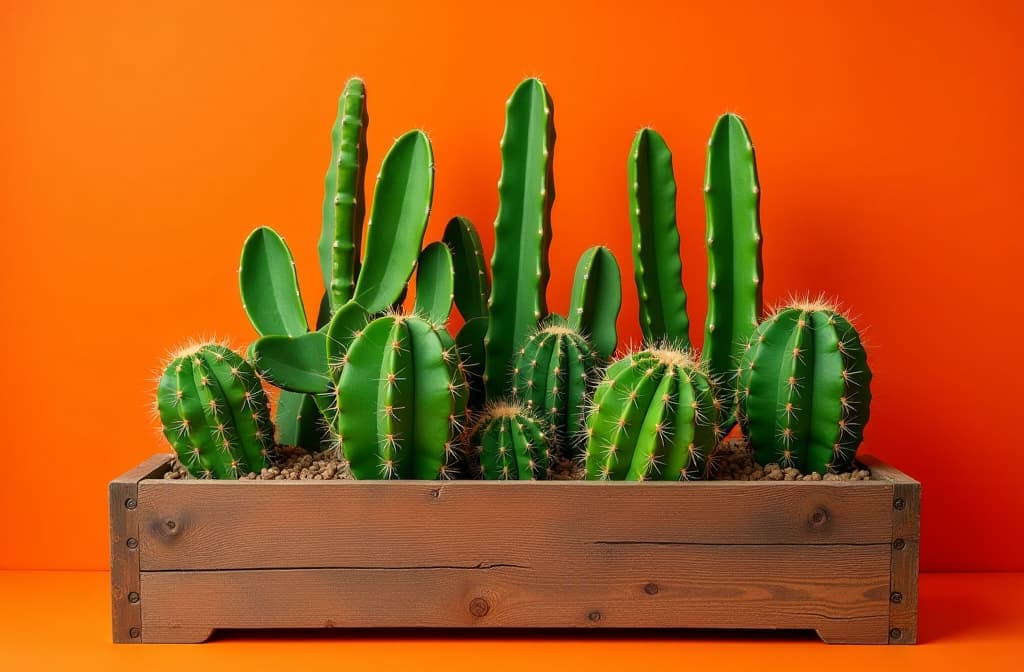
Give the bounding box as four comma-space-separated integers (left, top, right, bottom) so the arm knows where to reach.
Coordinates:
1, 0, 1021, 572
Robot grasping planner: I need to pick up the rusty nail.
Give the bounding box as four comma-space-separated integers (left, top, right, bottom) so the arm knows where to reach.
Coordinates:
166, 520, 176, 530
644, 583, 659, 595
893, 498, 906, 511
893, 538, 906, 551
890, 591, 903, 604
469, 597, 490, 617
890, 627, 903, 641
126, 538, 138, 550
125, 498, 137, 510
588, 611, 602, 623
129, 627, 141, 639
128, 592, 140, 604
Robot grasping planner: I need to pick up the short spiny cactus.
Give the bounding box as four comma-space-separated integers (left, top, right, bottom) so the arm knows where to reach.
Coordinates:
156, 342, 274, 479
468, 401, 554, 480
737, 299, 872, 475
584, 346, 722, 481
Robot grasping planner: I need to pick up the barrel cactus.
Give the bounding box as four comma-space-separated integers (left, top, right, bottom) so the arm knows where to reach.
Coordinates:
737, 300, 872, 475
156, 342, 274, 479
468, 401, 555, 480
583, 347, 722, 481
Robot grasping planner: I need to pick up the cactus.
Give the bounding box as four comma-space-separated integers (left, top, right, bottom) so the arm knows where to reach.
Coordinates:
156, 342, 274, 479
737, 300, 872, 475
485, 78, 554, 399
704, 114, 763, 416
331, 312, 467, 479
568, 245, 621, 360
512, 323, 599, 452
275, 390, 328, 450
318, 77, 368, 314
583, 346, 721, 481
628, 128, 689, 347
414, 242, 455, 324
444, 216, 490, 322
468, 401, 554, 480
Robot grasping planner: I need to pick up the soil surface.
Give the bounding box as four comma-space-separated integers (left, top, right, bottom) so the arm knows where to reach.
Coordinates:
165, 438, 871, 481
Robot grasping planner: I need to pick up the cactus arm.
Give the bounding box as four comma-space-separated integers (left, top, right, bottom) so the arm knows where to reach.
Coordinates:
407, 318, 454, 478
628, 129, 689, 346
352, 130, 434, 313
568, 245, 621, 359
485, 78, 555, 399
240, 227, 309, 337
456, 316, 489, 410
251, 331, 331, 394
275, 390, 326, 451
443, 216, 490, 321
318, 78, 368, 312
414, 242, 455, 325
704, 114, 763, 398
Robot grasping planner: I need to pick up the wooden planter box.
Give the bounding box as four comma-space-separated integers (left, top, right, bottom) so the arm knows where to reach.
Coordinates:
110, 453, 919, 645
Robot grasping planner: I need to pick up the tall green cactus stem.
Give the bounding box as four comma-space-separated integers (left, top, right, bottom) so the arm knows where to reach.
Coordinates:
738, 301, 872, 475
456, 316, 489, 411
705, 114, 763, 409
332, 312, 467, 479
469, 401, 553, 480
352, 129, 434, 314
318, 77, 368, 313
414, 242, 455, 324
443, 216, 490, 322
512, 324, 599, 451
240, 227, 309, 337
156, 343, 273, 479
583, 347, 720, 481
275, 390, 327, 451
485, 78, 554, 399
628, 128, 690, 347
568, 246, 621, 360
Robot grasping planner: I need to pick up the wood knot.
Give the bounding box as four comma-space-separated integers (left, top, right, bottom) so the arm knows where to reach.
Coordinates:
469, 597, 490, 617
808, 507, 829, 528
644, 583, 659, 595
588, 610, 602, 623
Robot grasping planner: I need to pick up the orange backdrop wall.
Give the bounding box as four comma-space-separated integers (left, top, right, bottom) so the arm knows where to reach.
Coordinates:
1, 0, 1021, 572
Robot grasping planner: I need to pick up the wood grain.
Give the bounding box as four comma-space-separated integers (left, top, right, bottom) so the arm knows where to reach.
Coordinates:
140, 543, 891, 643
109, 453, 173, 643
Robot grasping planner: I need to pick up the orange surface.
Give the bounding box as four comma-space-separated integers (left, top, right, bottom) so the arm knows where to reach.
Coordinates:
1, 572, 1021, 670
1, 1, 1023, 572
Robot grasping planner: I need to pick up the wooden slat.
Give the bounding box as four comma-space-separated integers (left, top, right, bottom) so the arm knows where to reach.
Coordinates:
109, 454, 174, 643
137, 478, 894, 571
860, 456, 921, 644
140, 543, 891, 644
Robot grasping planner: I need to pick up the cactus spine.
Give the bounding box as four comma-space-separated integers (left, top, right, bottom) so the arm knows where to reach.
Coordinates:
738, 301, 872, 475
156, 343, 273, 478
469, 401, 554, 480
584, 347, 720, 481
704, 114, 763, 415
628, 128, 689, 347
485, 78, 554, 399
332, 312, 467, 479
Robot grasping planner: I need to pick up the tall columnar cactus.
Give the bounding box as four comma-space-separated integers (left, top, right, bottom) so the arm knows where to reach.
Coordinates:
512, 323, 599, 451
628, 128, 689, 347
445, 216, 491, 411
737, 300, 872, 475
156, 343, 274, 479
568, 245, 621, 360
485, 78, 554, 399
704, 114, 763, 413
583, 347, 721, 481
331, 312, 467, 480
468, 401, 554, 480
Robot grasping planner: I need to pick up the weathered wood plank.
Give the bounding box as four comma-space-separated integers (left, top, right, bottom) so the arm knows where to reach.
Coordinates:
137, 478, 894, 571
140, 543, 891, 643
109, 454, 174, 643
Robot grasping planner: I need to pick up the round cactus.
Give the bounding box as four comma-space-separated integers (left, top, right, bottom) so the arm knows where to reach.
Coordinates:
468, 401, 554, 480
737, 300, 872, 474
512, 323, 600, 452
583, 346, 722, 481
156, 342, 274, 479
331, 312, 467, 480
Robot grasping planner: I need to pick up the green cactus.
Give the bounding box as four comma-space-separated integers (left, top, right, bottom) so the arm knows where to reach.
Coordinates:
275, 390, 328, 450
485, 78, 554, 399
704, 114, 763, 416
583, 346, 721, 481
156, 342, 274, 479
318, 77, 368, 314
628, 128, 689, 347
568, 245, 621, 360
331, 312, 467, 479
444, 216, 490, 322
468, 401, 554, 480
737, 300, 872, 475
414, 242, 455, 325
512, 323, 599, 452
